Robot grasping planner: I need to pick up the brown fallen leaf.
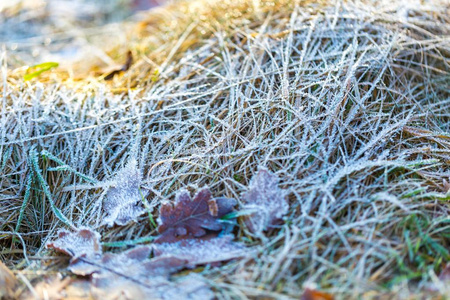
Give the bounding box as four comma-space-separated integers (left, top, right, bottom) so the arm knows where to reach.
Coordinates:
242, 167, 289, 235
103, 159, 148, 227
46, 228, 186, 278
46, 227, 102, 276
155, 187, 236, 243
46, 185, 243, 299
301, 288, 334, 300
152, 235, 248, 267
47, 230, 210, 299
89, 247, 211, 300
97, 246, 187, 278
0, 260, 17, 299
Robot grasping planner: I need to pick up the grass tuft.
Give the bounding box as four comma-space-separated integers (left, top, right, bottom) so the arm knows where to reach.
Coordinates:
0, 0, 449, 297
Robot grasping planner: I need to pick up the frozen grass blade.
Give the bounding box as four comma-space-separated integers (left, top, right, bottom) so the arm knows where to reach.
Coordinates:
29, 147, 74, 229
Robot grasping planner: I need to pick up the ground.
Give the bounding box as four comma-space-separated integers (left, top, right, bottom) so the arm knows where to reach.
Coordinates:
0, 0, 449, 299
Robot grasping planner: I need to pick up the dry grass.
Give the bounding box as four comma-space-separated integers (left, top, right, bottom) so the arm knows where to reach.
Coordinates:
1, 0, 450, 298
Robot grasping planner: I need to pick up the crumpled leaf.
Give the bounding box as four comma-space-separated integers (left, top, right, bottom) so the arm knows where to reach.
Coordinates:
84, 246, 211, 300
155, 187, 236, 243
103, 159, 148, 227
97, 246, 187, 278
46, 185, 243, 300
46, 227, 101, 258
46, 229, 186, 277
47, 230, 212, 299
152, 235, 247, 267
0, 261, 17, 299
46, 227, 102, 276
242, 167, 289, 234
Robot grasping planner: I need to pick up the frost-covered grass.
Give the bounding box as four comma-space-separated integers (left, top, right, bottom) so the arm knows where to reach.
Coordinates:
1, 0, 450, 298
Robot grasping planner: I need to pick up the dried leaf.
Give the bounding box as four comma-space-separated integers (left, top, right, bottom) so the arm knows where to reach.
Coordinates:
47, 230, 209, 299
46, 227, 101, 257
46, 229, 189, 278
242, 167, 289, 234
155, 187, 236, 243
98, 246, 187, 278
152, 235, 248, 267
103, 159, 147, 227
301, 288, 334, 300
0, 260, 17, 299
104, 50, 133, 80
46, 227, 102, 276
91, 247, 211, 300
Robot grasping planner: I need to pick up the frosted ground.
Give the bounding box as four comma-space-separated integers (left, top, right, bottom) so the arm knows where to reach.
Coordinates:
0, 0, 449, 298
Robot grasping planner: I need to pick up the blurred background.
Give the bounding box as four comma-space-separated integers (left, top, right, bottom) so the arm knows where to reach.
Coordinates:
0, 0, 169, 71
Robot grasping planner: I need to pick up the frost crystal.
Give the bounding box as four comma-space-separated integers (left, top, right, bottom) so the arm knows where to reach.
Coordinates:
152, 235, 247, 267
242, 167, 289, 234
46, 227, 102, 276
103, 159, 147, 227
90, 247, 212, 299
46, 227, 101, 258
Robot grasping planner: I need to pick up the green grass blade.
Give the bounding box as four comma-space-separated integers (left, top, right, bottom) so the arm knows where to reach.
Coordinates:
41, 150, 97, 183
30, 148, 74, 229
15, 171, 33, 233
102, 236, 155, 248
24, 62, 59, 81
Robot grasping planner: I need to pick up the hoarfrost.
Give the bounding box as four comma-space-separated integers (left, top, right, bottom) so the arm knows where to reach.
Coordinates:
46, 227, 102, 276
152, 235, 247, 267
242, 167, 289, 234
103, 159, 147, 227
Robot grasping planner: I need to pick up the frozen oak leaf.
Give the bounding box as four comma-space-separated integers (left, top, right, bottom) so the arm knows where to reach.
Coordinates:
45, 226, 217, 299
47, 230, 209, 299
46, 227, 102, 276
97, 246, 187, 278
155, 187, 237, 243
91, 247, 212, 300
103, 159, 148, 227
242, 167, 289, 234
152, 235, 248, 267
